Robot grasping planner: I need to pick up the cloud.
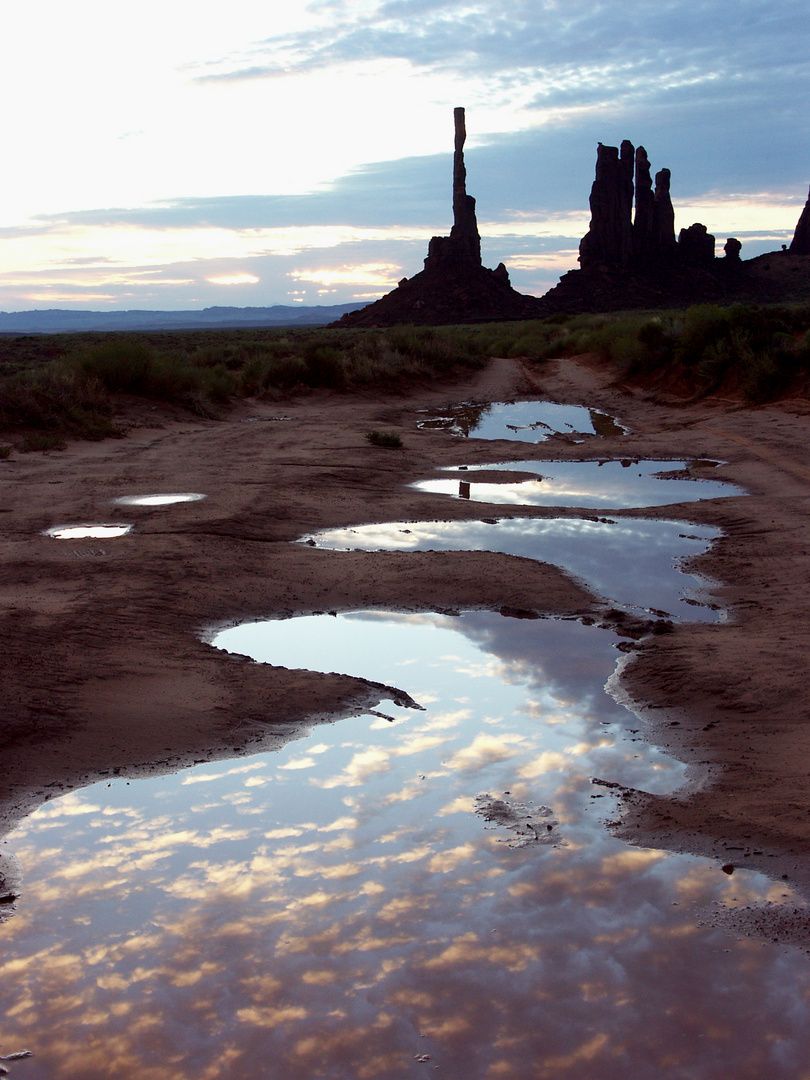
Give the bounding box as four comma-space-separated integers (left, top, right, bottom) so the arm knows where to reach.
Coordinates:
1, 1, 807, 312
194, 0, 807, 123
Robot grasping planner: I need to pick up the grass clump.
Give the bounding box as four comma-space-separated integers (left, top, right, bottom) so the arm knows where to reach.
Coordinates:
365, 430, 403, 448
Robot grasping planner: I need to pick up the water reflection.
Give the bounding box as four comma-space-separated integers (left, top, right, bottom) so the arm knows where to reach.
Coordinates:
2, 610, 808, 1079
44, 524, 132, 539
113, 493, 205, 506
418, 401, 625, 442
302, 517, 722, 621
413, 459, 743, 508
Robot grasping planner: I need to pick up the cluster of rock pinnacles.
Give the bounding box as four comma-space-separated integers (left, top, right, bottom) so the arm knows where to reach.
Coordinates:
578, 139, 740, 269
334, 111, 810, 326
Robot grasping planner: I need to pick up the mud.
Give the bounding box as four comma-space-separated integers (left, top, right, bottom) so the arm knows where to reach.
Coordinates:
1, 353, 810, 931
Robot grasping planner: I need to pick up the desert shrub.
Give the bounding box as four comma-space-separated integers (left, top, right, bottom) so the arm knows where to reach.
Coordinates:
20, 430, 67, 452
302, 343, 347, 388
671, 305, 733, 366
71, 339, 154, 393
365, 430, 403, 447
0, 365, 117, 439
0, 444, 12, 459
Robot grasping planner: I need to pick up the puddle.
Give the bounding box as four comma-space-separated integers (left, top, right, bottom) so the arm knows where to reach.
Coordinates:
3, 609, 809, 1079
413, 459, 743, 508
113, 492, 205, 506
418, 400, 625, 441
43, 524, 132, 540
302, 517, 723, 621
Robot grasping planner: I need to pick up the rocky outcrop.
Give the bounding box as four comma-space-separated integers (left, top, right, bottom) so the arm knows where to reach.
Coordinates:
653, 168, 677, 260
790, 186, 810, 255
724, 237, 742, 262
580, 142, 715, 271
632, 146, 655, 259
579, 142, 635, 268
331, 109, 538, 327
334, 124, 810, 328
678, 222, 716, 265
536, 139, 737, 314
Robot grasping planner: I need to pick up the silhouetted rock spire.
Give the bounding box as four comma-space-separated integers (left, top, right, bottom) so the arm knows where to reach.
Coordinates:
332, 108, 538, 327
633, 146, 655, 258
579, 143, 634, 269
790, 185, 810, 254
652, 168, 677, 258
424, 107, 482, 270
451, 107, 481, 260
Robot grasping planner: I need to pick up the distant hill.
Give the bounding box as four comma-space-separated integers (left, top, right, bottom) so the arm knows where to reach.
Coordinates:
0, 303, 368, 334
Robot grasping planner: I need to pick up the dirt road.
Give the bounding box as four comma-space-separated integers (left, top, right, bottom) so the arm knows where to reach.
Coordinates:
2, 354, 810, 932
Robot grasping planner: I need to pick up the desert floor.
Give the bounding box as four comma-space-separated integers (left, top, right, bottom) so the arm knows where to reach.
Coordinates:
2, 353, 810, 934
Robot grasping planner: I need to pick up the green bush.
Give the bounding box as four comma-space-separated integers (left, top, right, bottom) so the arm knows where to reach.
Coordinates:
0, 365, 117, 439
365, 430, 403, 447
72, 339, 153, 393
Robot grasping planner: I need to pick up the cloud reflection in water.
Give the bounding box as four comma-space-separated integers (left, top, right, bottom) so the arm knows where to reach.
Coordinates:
416, 401, 625, 442
413, 459, 743, 509
1, 611, 809, 1079
302, 517, 723, 620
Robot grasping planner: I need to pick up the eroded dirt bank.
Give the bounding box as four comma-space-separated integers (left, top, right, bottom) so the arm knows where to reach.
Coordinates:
1, 354, 810, 911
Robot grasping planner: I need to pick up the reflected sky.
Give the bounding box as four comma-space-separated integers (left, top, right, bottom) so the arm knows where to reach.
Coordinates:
2, 610, 808, 1080
112, 493, 206, 507
302, 517, 723, 621
412, 459, 743, 508
417, 401, 625, 442
43, 524, 132, 540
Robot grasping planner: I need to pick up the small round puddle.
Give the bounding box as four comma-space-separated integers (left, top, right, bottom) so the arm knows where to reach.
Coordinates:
113, 493, 205, 507
44, 524, 133, 539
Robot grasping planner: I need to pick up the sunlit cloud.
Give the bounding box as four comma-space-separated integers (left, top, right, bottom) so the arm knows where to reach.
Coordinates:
445, 733, 527, 772
206, 272, 260, 285
289, 263, 403, 287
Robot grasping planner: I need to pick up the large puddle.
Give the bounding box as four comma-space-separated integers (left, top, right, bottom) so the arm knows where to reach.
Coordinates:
3, 610, 809, 1079
4, 410, 801, 1078
302, 517, 722, 621
413, 459, 743, 508
418, 400, 625, 441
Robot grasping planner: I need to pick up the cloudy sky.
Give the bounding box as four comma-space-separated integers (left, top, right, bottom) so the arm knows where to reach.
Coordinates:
1, 0, 808, 312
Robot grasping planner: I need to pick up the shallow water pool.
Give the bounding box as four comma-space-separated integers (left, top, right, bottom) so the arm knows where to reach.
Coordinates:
2, 610, 807, 1079
418, 400, 625, 441
302, 516, 723, 621
113, 492, 205, 506
413, 458, 743, 508
44, 523, 132, 540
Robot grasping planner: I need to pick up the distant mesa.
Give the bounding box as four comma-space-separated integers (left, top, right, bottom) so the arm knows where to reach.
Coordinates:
332, 108, 539, 327
0, 303, 367, 335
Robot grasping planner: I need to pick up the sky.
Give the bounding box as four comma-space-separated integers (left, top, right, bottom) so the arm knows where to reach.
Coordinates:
1, 0, 809, 312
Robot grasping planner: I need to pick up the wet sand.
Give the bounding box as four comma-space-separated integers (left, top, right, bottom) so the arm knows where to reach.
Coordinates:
2, 354, 810, 926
